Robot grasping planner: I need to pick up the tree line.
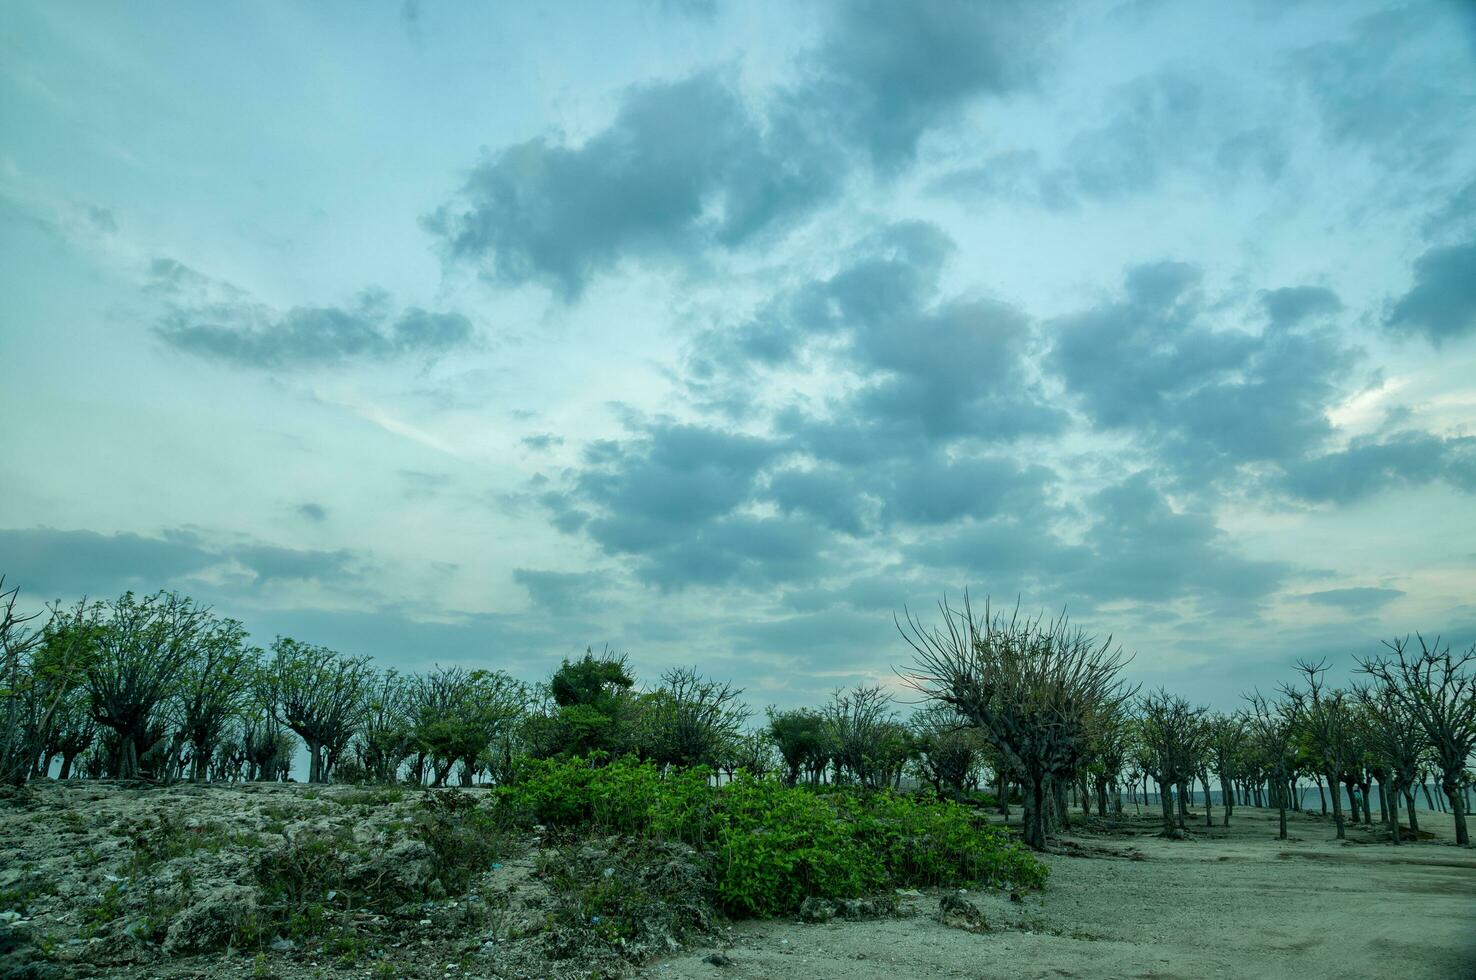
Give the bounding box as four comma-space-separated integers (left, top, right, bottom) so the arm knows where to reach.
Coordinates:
2, 579, 1472, 849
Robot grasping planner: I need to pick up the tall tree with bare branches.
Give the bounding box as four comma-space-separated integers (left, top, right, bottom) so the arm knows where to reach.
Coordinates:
899, 595, 1133, 850
1285, 660, 1357, 840
1359, 635, 1475, 846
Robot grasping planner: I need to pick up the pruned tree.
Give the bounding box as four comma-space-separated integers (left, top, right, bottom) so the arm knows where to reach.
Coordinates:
900, 594, 1134, 850
822, 684, 900, 789
911, 704, 985, 799
1359, 635, 1475, 846
1209, 713, 1247, 827
1138, 690, 1209, 837
766, 707, 828, 786
1352, 681, 1426, 844
1284, 660, 1356, 840
83, 591, 208, 780
1245, 689, 1299, 840
260, 637, 372, 783
642, 666, 749, 770
176, 617, 256, 782
355, 669, 413, 783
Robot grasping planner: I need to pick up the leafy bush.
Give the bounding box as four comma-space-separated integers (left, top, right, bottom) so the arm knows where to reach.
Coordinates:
412, 790, 511, 893
497, 756, 1046, 918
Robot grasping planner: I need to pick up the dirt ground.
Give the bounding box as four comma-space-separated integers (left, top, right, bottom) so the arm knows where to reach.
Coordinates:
3, 785, 1473, 980
649, 805, 1476, 980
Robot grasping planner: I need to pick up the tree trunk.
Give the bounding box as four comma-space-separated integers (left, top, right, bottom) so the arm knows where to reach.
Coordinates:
1328, 772, 1345, 839
1220, 773, 1234, 827
1388, 783, 1401, 845
1053, 776, 1071, 831
1022, 775, 1047, 850
1443, 777, 1469, 847
1404, 788, 1420, 833
307, 739, 323, 784
1159, 782, 1176, 837
58, 752, 76, 781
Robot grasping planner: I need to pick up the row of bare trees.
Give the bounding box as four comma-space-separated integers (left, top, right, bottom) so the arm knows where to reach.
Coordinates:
4, 576, 1472, 848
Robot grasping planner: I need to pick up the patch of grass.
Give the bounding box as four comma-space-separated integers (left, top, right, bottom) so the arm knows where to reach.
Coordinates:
336, 786, 405, 808
0, 872, 58, 914
122, 811, 261, 873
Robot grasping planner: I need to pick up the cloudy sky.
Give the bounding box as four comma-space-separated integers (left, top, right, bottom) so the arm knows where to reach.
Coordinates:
3, 0, 1475, 709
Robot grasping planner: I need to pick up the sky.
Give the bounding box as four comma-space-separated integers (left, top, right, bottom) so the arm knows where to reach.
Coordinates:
2, 0, 1475, 711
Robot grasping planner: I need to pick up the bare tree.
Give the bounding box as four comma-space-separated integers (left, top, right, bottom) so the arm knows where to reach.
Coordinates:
1359, 635, 1475, 846
900, 595, 1133, 850
261, 637, 372, 783
1245, 690, 1299, 840
642, 666, 749, 771
1209, 713, 1247, 827
1285, 660, 1356, 840
1, 578, 45, 785
1138, 690, 1208, 836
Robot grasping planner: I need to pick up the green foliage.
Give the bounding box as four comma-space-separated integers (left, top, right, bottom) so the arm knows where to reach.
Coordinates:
497, 756, 1046, 918
412, 790, 512, 893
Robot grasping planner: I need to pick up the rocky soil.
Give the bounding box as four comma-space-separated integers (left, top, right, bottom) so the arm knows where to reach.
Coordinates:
3, 785, 1473, 980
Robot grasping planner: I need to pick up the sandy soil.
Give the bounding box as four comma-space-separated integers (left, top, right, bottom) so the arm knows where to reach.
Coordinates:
649, 806, 1476, 980
3, 786, 1472, 980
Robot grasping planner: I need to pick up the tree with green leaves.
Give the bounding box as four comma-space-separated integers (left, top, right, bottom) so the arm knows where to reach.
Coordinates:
176, 617, 257, 781
530, 648, 636, 759
84, 591, 209, 780
765, 707, 828, 786
260, 637, 372, 783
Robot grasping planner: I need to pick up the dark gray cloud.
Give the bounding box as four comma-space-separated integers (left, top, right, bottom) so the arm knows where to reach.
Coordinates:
520, 434, 565, 451
424, 72, 838, 299
927, 70, 1288, 208
693, 222, 1063, 452
0, 527, 221, 599
295, 503, 328, 523
1291, 3, 1476, 173
158, 300, 473, 369
810, 0, 1057, 171
0, 527, 358, 598
1048, 262, 1356, 485
1384, 240, 1476, 344
1300, 587, 1405, 612
908, 472, 1289, 610
232, 544, 355, 586
1260, 285, 1342, 330
152, 265, 474, 369
428, 3, 1060, 297
513, 568, 609, 610
1280, 431, 1476, 503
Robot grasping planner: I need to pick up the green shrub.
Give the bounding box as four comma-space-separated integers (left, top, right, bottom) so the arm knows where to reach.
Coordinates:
497, 757, 1047, 918
412, 791, 511, 893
